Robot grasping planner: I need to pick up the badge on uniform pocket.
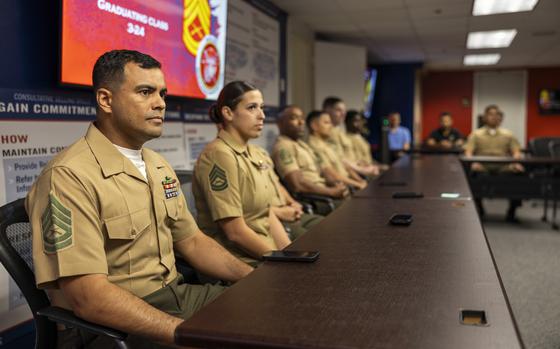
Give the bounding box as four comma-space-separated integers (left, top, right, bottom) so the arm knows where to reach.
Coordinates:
162, 176, 179, 199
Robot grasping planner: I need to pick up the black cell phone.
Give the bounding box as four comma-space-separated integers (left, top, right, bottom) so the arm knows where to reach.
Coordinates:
261, 250, 319, 262
389, 214, 413, 226
392, 191, 424, 199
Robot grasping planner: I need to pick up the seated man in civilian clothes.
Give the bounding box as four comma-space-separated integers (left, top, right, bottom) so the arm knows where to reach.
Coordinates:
306, 110, 367, 191
387, 112, 411, 160
464, 104, 524, 222
25, 50, 252, 348
425, 112, 465, 149
323, 97, 379, 177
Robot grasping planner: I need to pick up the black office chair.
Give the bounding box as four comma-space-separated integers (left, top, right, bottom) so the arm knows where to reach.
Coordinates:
529, 137, 556, 157
174, 170, 202, 284
528, 137, 559, 222
0, 198, 128, 349
292, 192, 336, 215
548, 139, 560, 230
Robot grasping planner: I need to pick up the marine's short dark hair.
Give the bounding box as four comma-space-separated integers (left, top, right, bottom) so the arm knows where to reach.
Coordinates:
92, 49, 161, 92
306, 110, 325, 131
322, 96, 343, 110
345, 109, 361, 130
439, 111, 452, 119
484, 104, 499, 114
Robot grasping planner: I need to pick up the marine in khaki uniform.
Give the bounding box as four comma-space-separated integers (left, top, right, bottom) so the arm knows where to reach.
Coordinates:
345, 110, 387, 173
464, 104, 524, 221
322, 97, 380, 177
254, 145, 323, 240
26, 50, 252, 348
273, 106, 348, 214
193, 81, 291, 266
306, 110, 367, 190
347, 132, 373, 164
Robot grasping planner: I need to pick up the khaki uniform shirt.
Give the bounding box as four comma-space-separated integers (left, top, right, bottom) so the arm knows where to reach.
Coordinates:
464, 126, 521, 156
272, 135, 327, 187
328, 126, 356, 161
307, 134, 349, 177
254, 146, 286, 207
347, 133, 374, 165
26, 124, 196, 299
192, 130, 278, 263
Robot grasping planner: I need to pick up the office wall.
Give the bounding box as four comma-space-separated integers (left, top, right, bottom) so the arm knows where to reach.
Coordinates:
286, 17, 314, 113
526, 67, 560, 140
314, 41, 366, 110
421, 67, 560, 145
420, 71, 473, 141
473, 70, 527, 144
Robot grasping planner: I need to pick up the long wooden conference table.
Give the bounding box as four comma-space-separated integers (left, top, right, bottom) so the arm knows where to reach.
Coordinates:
175, 154, 523, 349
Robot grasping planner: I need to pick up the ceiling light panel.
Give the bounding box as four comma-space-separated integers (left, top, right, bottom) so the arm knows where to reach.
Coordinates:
472, 0, 539, 16
467, 29, 517, 48
463, 53, 501, 65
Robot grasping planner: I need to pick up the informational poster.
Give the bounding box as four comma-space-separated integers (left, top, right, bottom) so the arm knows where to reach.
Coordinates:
145, 109, 189, 169
0, 89, 95, 332
225, 0, 280, 106
182, 111, 278, 169
0, 89, 192, 333
183, 112, 218, 169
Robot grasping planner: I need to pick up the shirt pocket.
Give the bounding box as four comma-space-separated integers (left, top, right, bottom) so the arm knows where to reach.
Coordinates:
104, 207, 151, 240
164, 198, 180, 221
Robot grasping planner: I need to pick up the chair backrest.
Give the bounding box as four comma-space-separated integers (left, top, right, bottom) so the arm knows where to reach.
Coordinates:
175, 170, 197, 218
528, 137, 557, 157
0, 198, 56, 349
549, 139, 560, 158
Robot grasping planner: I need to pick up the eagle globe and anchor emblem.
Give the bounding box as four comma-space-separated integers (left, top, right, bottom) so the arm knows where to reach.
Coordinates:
182, 0, 222, 96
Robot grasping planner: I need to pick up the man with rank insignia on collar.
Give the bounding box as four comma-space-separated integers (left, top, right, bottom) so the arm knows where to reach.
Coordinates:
26, 50, 253, 348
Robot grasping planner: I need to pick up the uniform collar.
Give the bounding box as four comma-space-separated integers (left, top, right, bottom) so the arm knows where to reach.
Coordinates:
483, 126, 500, 135
278, 134, 297, 143
85, 123, 162, 181
309, 134, 326, 143
217, 129, 248, 154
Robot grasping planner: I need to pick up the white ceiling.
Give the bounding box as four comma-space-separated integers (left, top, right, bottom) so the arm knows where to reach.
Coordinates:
269, 0, 560, 69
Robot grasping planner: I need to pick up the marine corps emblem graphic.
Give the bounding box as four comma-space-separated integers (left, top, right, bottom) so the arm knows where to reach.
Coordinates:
196, 35, 221, 95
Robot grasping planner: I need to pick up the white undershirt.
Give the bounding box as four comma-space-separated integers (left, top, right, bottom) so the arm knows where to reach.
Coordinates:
113, 144, 147, 180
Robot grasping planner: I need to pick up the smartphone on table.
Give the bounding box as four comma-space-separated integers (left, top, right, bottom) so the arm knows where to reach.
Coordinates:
262, 250, 320, 262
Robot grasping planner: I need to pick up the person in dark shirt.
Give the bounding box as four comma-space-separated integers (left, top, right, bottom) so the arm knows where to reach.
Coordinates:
425, 112, 464, 148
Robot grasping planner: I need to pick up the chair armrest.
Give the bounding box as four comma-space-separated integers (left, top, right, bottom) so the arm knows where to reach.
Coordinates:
300, 202, 314, 215
37, 306, 127, 341
294, 193, 336, 212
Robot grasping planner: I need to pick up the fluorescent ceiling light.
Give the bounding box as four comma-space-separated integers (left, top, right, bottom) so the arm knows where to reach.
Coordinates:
467, 29, 517, 49
473, 0, 539, 16
464, 54, 501, 65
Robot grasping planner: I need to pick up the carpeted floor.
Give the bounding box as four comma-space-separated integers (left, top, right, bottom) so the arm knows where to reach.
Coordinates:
481, 199, 560, 349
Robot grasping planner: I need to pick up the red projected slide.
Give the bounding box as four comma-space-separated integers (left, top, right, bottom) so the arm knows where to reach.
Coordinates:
61, 0, 227, 99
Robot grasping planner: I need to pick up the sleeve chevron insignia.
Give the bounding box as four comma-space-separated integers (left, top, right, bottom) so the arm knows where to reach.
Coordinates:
41, 193, 74, 254
209, 164, 228, 191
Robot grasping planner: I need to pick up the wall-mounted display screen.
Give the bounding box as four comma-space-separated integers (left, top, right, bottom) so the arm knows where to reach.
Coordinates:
363, 68, 378, 118
539, 88, 560, 114
61, 0, 227, 100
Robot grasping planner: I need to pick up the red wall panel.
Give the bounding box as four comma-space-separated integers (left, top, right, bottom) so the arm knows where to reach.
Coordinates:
421, 71, 473, 141
526, 67, 560, 143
